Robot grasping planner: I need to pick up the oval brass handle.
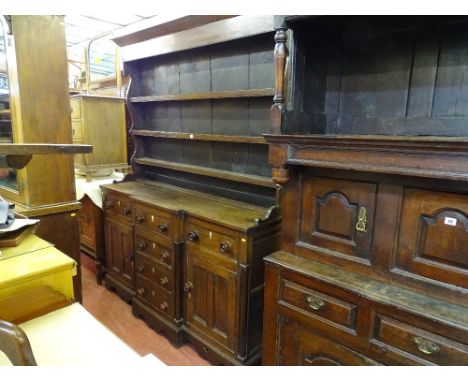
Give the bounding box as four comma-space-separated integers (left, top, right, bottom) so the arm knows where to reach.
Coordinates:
158, 223, 168, 233
137, 287, 146, 296
105, 200, 114, 209
135, 215, 145, 224
160, 277, 169, 287
123, 207, 131, 216
160, 302, 168, 311
220, 241, 231, 254
188, 231, 199, 241
161, 252, 170, 262
414, 337, 440, 355
136, 240, 147, 250
306, 296, 325, 310
137, 264, 145, 273
183, 281, 193, 293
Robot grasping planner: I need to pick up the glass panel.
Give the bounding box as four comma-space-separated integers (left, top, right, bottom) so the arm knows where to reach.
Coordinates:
0, 18, 18, 191
89, 37, 117, 82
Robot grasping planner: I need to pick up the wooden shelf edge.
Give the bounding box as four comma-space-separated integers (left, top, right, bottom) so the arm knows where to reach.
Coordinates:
132, 130, 267, 144
130, 88, 275, 103
0, 143, 93, 155
134, 158, 275, 188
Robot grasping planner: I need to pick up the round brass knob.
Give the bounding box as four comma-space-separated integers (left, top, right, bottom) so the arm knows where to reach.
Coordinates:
137, 287, 146, 296
136, 215, 145, 224
220, 241, 231, 253
123, 207, 131, 216
161, 252, 170, 262
105, 200, 114, 209
137, 264, 145, 273
136, 240, 147, 250
158, 223, 168, 233
126, 253, 134, 261
160, 277, 169, 287
188, 231, 199, 241
183, 281, 193, 293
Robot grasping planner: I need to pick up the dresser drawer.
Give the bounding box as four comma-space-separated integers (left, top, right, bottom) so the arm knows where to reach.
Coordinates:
135, 275, 173, 318
70, 98, 81, 119
134, 203, 174, 240
372, 314, 468, 365
71, 120, 83, 141
185, 219, 239, 259
280, 278, 358, 331
135, 253, 173, 293
135, 227, 173, 268
103, 192, 132, 221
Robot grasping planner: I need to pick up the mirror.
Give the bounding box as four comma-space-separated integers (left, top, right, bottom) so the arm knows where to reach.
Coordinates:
88, 36, 118, 83
0, 17, 18, 191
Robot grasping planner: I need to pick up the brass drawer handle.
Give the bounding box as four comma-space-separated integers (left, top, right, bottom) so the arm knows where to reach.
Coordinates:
220, 241, 231, 254
161, 252, 170, 262
414, 337, 440, 355
188, 231, 199, 241
160, 302, 168, 311
136, 240, 147, 250
355, 206, 367, 233
136, 215, 145, 224
306, 296, 325, 310
158, 223, 168, 233
183, 281, 193, 293
137, 287, 146, 296
160, 277, 169, 287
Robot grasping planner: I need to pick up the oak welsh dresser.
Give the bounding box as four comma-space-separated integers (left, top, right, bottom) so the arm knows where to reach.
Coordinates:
262, 16, 468, 366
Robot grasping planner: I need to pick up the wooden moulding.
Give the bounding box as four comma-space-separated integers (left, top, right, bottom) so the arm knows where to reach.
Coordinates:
132, 130, 267, 145
120, 15, 274, 62
134, 158, 275, 188
130, 88, 275, 103
265, 134, 468, 182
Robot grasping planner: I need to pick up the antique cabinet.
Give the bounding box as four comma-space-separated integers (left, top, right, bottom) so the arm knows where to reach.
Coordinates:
262, 16, 468, 366
100, 16, 282, 364
70, 94, 129, 180
101, 180, 280, 365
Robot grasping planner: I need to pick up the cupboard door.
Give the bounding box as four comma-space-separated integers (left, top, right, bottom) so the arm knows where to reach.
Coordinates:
105, 219, 134, 287
185, 250, 237, 352
395, 188, 468, 288
298, 176, 377, 264
279, 317, 379, 365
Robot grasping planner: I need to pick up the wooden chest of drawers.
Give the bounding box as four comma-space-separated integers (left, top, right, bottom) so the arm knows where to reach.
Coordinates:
101, 181, 280, 365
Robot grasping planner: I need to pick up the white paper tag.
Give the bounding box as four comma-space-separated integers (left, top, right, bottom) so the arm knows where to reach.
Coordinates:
444, 217, 457, 226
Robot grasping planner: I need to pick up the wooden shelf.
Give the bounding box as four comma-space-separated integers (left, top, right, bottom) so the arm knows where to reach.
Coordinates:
132, 130, 267, 144
134, 157, 275, 188
0, 143, 92, 155
130, 88, 275, 103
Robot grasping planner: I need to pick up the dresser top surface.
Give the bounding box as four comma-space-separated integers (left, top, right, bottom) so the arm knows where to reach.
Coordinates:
265, 251, 468, 329
101, 181, 276, 231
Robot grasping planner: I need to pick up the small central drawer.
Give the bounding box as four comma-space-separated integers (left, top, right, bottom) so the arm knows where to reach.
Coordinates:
185, 219, 239, 259
135, 228, 173, 268
135, 275, 173, 318
103, 192, 132, 221
372, 314, 468, 365
280, 279, 358, 331
135, 253, 173, 293
134, 203, 173, 239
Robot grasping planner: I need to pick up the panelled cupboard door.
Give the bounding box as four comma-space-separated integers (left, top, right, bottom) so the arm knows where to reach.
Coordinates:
298, 176, 378, 265
395, 188, 468, 288
105, 219, 135, 288
278, 317, 380, 366
185, 250, 237, 352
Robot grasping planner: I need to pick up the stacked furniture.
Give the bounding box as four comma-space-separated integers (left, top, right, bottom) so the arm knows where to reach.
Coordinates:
102, 16, 281, 365
262, 16, 468, 365
70, 94, 129, 180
